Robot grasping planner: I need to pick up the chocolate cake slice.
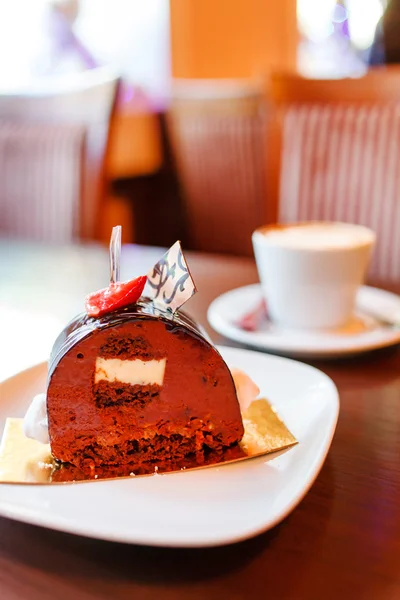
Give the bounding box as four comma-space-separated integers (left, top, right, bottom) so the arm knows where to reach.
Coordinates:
47, 301, 244, 476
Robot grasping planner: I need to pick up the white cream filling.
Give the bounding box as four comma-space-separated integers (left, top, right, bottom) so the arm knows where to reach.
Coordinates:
95, 357, 167, 386
22, 393, 49, 444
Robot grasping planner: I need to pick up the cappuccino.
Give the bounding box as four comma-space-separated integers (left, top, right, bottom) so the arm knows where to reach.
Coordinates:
256, 222, 375, 250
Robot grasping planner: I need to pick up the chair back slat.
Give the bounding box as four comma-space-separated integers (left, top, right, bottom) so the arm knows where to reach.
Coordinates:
168, 81, 267, 256
0, 69, 119, 242
0, 121, 85, 242
269, 70, 400, 284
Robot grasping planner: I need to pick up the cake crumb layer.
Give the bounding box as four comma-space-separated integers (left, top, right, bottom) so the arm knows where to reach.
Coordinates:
94, 381, 161, 408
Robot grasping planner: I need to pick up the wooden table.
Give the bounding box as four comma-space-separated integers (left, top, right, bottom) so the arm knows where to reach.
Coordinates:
0, 241, 400, 599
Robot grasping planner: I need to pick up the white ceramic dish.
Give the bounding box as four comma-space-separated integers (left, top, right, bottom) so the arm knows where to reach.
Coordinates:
208, 285, 400, 359
0, 347, 339, 547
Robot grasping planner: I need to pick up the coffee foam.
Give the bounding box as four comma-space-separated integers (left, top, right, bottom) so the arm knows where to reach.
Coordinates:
256, 223, 375, 250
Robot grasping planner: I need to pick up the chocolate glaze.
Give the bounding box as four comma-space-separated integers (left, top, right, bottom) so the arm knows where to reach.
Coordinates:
48, 298, 211, 380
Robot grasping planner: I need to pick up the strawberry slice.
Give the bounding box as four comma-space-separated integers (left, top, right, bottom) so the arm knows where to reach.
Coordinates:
235, 298, 268, 331
85, 275, 147, 317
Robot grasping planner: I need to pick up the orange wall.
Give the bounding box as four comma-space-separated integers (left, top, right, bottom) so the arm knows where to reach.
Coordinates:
170, 0, 297, 79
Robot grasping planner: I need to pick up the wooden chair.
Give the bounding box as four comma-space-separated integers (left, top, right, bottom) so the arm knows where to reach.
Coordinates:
167, 79, 268, 256
0, 68, 119, 243
267, 68, 400, 283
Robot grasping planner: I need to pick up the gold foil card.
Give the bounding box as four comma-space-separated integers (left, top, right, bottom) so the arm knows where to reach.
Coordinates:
241, 400, 297, 454
0, 419, 53, 483
0, 399, 297, 485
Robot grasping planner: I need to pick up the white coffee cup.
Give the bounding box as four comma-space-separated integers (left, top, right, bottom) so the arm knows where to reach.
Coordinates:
252, 222, 376, 330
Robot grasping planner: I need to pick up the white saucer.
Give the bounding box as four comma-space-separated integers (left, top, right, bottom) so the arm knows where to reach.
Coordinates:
0, 348, 339, 547
208, 285, 400, 359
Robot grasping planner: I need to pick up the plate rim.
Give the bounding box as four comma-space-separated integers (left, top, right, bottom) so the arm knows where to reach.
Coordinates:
0, 348, 340, 547
208, 284, 400, 358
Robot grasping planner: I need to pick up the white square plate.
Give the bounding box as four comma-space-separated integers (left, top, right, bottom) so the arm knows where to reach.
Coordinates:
0, 346, 339, 547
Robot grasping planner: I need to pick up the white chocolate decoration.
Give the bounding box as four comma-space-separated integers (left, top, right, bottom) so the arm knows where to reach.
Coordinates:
231, 368, 260, 413
95, 357, 167, 386
23, 393, 50, 444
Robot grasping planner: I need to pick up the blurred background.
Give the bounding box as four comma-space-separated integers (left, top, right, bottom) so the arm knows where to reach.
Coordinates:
0, 0, 396, 256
